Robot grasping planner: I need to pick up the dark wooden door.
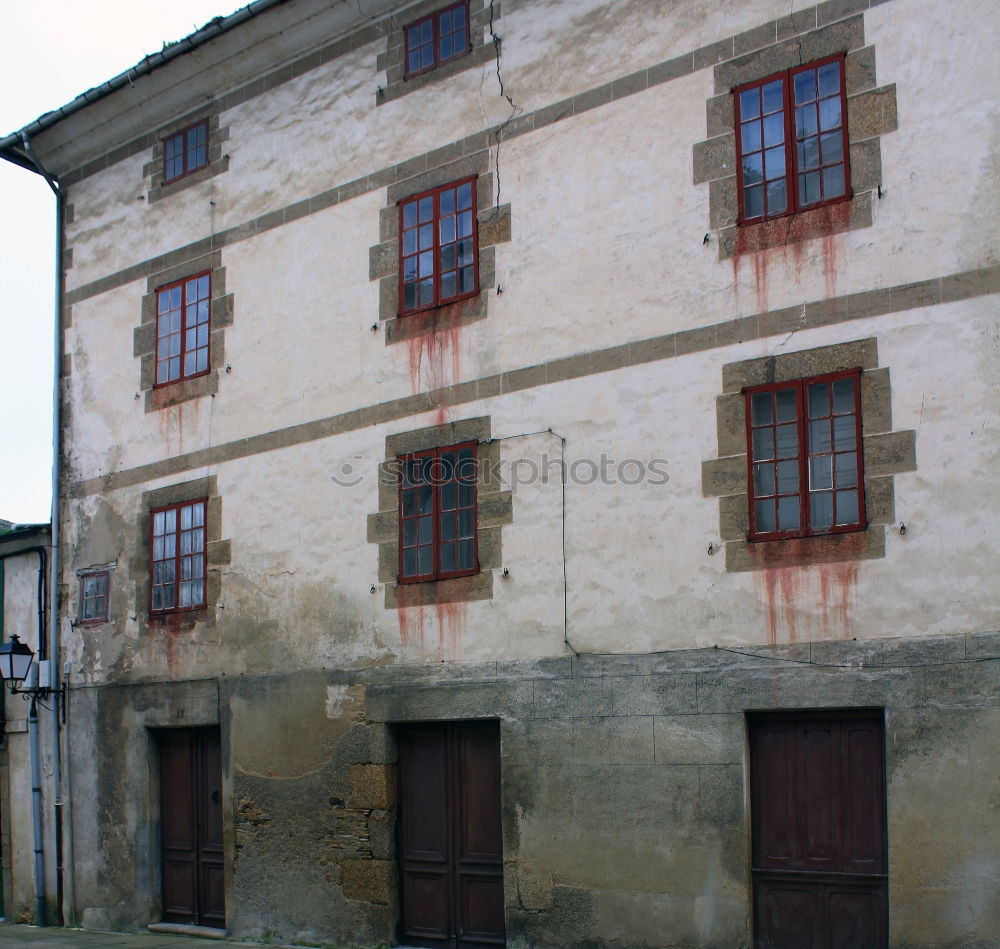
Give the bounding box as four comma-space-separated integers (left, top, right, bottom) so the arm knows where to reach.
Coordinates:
160, 727, 225, 929
399, 722, 505, 948
749, 712, 887, 949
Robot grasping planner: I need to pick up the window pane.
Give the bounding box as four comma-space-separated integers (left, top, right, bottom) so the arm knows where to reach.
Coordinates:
775, 388, 797, 423
458, 182, 473, 209
755, 499, 776, 532
403, 519, 417, 546
418, 546, 433, 576
834, 452, 858, 488
751, 392, 773, 425
742, 152, 763, 185
763, 113, 784, 147
833, 415, 856, 451
403, 201, 417, 228
459, 482, 474, 507
796, 105, 818, 138
836, 489, 859, 525
418, 515, 433, 543
832, 378, 855, 414
459, 508, 475, 539
764, 146, 785, 181
809, 419, 832, 453
458, 210, 473, 238
440, 543, 456, 572
810, 455, 832, 490
752, 427, 774, 461
419, 223, 434, 250
459, 267, 475, 291
819, 97, 841, 132
741, 121, 762, 154
820, 131, 843, 166
799, 171, 821, 205
441, 35, 453, 59
419, 279, 434, 304
761, 80, 783, 114
418, 251, 434, 277
822, 164, 845, 199
441, 481, 457, 510
440, 217, 456, 245
793, 70, 817, 104
818, 61, 840, 97
744, 185, 764, 219
441, 272, 457, 300
777, 460, 799, 494
777, 496, 800, 531
441, 514, 457, 541
807, 382, 830, 418
797, 139, 820, 171
458, 237, 474, 265
403, 549, 417, 577
441, 243, 457, 271
418, 196, 433, 222
810, 491, 834, 529
775, 423, 798, 459
418, 484, 433, 514
740, 88, 760, 120
458, 539, 475, 569
754, 463, 775, 497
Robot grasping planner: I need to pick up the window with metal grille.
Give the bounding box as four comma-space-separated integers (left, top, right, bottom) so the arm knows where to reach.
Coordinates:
163, 120, 209, 183
79, 571, 109, 624
745, 371, 865, 540
404, 2, 469, 77
734, 54, 851, 223
155, 273, 210, 386
399, 177, 478, 314
399, 443, 478, 582
151, 500, 207, 613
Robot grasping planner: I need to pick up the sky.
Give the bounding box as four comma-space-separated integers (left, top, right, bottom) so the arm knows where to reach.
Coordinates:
0, 0, 248, 524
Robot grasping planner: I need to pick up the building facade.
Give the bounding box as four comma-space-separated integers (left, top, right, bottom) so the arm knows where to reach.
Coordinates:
1, 0, 998, 945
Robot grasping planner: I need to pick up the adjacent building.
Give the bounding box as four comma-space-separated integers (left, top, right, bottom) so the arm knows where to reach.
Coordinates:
1, 0, 998, 945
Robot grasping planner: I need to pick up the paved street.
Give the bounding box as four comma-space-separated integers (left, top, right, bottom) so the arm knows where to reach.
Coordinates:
0, 926, 273, 949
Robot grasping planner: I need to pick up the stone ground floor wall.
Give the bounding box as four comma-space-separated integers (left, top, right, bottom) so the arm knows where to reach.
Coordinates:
66, 631, 1000, 948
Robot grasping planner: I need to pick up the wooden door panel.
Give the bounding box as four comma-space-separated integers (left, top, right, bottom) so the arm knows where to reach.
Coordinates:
160, 728, 226, 929
399, 722, 505, 949
751, 713, 886, 949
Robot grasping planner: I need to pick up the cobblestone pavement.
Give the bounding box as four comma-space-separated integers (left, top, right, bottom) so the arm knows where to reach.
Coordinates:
0, 925, 271, 949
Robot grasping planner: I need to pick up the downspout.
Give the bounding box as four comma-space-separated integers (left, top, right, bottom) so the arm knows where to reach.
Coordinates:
18, 131, 68, 928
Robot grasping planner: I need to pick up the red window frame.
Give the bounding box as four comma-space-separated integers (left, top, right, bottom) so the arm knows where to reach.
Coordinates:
404, 1, 470, 78
79, 570, 110, 625
734, 53, 851, 224
744, 370, 866, 541
155, 272, 211, 387
398, 177, 479, 316
150, 499, 207, 614
162, 119, 209, 184
398, 442, 478, 583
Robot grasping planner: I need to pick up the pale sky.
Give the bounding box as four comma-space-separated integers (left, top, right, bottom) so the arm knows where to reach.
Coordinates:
0, 0, 248, 524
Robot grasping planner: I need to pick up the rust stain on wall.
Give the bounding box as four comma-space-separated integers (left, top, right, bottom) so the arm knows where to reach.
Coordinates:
755, 558, 860, 645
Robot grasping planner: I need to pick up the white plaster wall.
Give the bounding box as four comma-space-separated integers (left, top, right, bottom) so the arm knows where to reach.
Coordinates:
48, 0, 1000, 684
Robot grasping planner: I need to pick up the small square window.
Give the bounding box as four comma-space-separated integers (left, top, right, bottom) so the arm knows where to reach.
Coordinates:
162, 120, 209, 184
151, 500, 207, 613
745, 370, 865, 540
399, 177, 479, 315
155, 272, 211, 387
79, 571, 110, 625
398, 443, 478, 582
734, 55, 851, 223
404, 2, 470, 78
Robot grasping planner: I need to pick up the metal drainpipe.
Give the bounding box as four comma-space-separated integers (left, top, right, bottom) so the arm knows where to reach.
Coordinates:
18, 131, 68, 928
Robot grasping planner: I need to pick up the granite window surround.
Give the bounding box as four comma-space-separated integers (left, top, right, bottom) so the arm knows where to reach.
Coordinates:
694, 13, 898, 260
133, 476, 231, 633
368, 416, 512, 610
369, 149, 511, 344
133, 250, 234, 412
702, 338, 917, 573
143, 111, 230, 203
376, 0, 499, 105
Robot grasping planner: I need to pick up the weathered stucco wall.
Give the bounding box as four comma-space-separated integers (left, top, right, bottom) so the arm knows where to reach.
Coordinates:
15, 0, 998, 943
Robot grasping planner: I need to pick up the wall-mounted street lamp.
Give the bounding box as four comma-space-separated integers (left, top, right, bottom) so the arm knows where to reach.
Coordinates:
0, 634, 65, 719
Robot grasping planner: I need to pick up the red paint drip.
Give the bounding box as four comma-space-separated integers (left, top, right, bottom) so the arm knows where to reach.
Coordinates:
435, 599, 467, 661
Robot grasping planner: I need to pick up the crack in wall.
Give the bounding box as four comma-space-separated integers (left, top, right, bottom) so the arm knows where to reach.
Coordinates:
488, 0, 521, 213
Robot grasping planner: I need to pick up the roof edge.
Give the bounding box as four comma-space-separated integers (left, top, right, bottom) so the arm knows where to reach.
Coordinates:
0, 0, 291, 174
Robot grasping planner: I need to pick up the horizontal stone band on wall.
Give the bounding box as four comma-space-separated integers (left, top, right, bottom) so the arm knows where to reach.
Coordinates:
66, 263, 999, 500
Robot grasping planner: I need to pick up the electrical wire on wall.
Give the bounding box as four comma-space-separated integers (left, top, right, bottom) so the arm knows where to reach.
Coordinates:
483, 428, 578, 656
